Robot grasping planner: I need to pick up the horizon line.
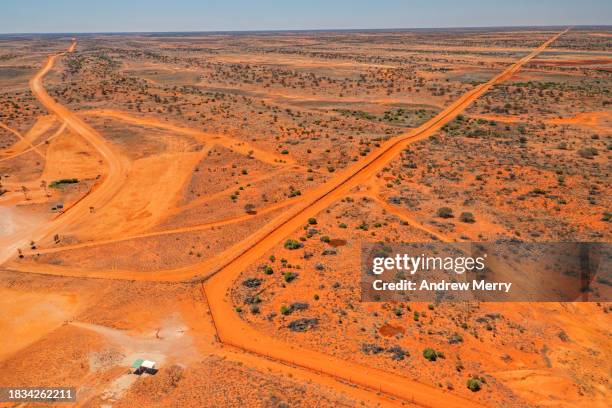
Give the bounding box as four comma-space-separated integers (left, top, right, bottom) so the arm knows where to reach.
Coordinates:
1, 23, 609, 36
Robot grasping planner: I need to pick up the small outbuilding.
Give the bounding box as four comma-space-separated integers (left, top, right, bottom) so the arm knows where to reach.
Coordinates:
130, 359, 158, 375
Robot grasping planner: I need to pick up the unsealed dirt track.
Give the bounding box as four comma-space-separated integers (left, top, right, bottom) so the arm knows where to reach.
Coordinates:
202, 30, 567, 408
0, 121, 45, 159
365, 179, 452, 243
24, 199, 293, 256
0, 41, 130, 265
0, 122, 67, 163
80, 108, 295, 165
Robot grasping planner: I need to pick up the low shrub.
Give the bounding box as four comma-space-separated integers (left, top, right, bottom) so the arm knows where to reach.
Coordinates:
49, 178, 78, 188
459, 212, 475, 223
284, 239, 302, 250
436, 207, 454, 218
423, 348, 445, 361
283, 272, 298, 282
466, 376, 485, 392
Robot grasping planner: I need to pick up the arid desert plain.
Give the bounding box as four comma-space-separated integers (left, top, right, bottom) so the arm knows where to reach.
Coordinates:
0, 27, 611, 407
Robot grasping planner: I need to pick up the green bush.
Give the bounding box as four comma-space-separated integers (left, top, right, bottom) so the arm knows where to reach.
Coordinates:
284, 239, 302, 250
436, 207, 454, 218
283, 272, 298, 283
423, 348, 437, 361
423, 348, 445, 362
49, 178, 79, 188
578, 147, 598, 159
244, 203, 256, 214
459, 212, 475, 223
467, 377, 484, 392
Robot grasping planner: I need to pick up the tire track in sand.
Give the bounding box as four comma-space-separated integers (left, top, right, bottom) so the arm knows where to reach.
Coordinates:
0, 121, 46, 159
0, 122, 67, 163
23, 198, 294, 256
79, 109, 294, 166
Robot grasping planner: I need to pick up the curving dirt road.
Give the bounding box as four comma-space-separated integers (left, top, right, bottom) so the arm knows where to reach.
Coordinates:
202, 30, 567, 407
0, 41, 130, 265
80, 109, 295, 166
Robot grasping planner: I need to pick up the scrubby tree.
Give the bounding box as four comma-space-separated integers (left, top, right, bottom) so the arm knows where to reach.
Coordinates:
467, 376, 485, 392
244, 203, 256, 214
436, 207, 453, 218
284, 239, 302, 250
423, 348, 445, 361
459, 212, 475, 223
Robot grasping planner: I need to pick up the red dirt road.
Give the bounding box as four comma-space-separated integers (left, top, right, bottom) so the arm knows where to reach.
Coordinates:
0, 41, 130, 265
202, 30, 567, 407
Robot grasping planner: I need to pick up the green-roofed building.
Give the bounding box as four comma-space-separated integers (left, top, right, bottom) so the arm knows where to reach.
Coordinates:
130, 359, 144, 372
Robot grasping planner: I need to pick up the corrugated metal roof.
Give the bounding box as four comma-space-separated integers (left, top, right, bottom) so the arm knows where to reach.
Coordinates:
131, 359, 144, 368
141, 360, 156, 369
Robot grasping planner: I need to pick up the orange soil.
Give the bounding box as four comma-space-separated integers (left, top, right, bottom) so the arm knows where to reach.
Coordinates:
40, 127, 103, 183
365, 179, 452, 243
68, 151, 205, 239
0, 288, 81, 360
0, 122, 67, 164
165, 167, 292, 217
546, 111, 611, 130
199, 29, 567, 280
468, 113, 521, 123
87, 29, 568, 283
25, 199, 293, 256
0, 121, 46, 159
4, 116, 57, 154
531, 57, 612, 66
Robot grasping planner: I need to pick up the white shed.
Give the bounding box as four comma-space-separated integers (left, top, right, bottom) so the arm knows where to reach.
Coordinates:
141, 360, 156, 370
